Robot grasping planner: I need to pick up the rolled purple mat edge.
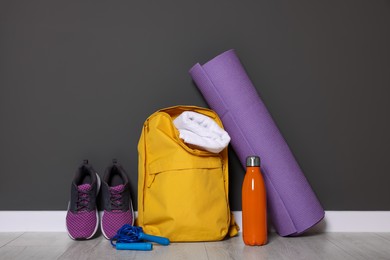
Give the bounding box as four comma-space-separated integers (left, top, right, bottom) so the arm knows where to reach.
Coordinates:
189, 49, 324, 236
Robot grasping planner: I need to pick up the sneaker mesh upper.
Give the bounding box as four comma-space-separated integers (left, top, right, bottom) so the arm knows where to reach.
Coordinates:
66, 184, 98, 239
101, 184, 134, 239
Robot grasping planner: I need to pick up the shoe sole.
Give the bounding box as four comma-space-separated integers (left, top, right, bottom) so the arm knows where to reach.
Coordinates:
66, 173, 101, 240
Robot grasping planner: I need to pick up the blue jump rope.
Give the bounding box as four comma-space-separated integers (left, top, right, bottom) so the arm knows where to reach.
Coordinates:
110, 224, 170, 251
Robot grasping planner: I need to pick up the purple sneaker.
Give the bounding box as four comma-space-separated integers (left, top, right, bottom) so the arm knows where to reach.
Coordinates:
101, 159, 134, 239
66, 160, 101, 240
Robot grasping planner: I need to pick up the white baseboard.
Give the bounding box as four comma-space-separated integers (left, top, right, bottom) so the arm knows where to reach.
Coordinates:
0, 211, 389, 233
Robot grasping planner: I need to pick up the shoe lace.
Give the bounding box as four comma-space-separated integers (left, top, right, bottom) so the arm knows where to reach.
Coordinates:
110, 189, 123, 211
77, 190, 90, 211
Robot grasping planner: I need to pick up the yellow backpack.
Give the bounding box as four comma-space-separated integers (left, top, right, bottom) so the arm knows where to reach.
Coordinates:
137, 105, 239, 242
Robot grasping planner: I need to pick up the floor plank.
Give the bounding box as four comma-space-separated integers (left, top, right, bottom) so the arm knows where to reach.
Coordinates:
0, 245, 68, 260
6, 232, 72, 247
275, 233, 357, 260
0, 232, 23, 247
205, 232, 355, 260
133, 242, 208, 260
0, 232, 72, 260
0, 232, 389, 260
376, 232, 390, 242
324, 233, 390, 260
59, 237, 135, 260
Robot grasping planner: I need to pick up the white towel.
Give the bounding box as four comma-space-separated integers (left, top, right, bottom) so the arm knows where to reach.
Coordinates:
173, 111, 231, 153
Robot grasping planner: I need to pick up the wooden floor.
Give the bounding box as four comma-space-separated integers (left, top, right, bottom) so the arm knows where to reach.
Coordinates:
0, 232, 389, 260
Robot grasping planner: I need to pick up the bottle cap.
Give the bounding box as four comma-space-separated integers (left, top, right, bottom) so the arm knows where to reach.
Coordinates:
246, 156, 260, 167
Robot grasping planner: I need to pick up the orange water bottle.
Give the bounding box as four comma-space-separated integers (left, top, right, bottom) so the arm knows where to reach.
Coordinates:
242, 155, 267, 246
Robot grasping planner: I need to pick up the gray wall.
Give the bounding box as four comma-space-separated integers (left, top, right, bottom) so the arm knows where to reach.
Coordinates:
1, 0, 389, 211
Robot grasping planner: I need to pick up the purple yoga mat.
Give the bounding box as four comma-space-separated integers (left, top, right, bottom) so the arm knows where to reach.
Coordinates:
189, 49, 324, 236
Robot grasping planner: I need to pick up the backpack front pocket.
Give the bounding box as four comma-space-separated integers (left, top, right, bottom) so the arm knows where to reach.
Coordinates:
143, 156, 230, 241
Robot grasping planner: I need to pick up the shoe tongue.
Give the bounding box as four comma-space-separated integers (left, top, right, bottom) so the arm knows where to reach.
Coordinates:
109, 184, 125, 192
78, 183, 92, 192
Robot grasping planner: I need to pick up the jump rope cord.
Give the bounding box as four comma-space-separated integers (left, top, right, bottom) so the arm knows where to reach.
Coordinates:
110, 224, 144, 247
111, 224, 170, 248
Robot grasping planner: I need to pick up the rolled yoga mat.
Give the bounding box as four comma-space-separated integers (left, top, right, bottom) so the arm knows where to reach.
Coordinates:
189, 49, 324, 236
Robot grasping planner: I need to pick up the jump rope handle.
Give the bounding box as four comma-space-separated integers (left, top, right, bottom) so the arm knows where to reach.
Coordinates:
116, 242, 153, 251
139, 232, 170, 246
